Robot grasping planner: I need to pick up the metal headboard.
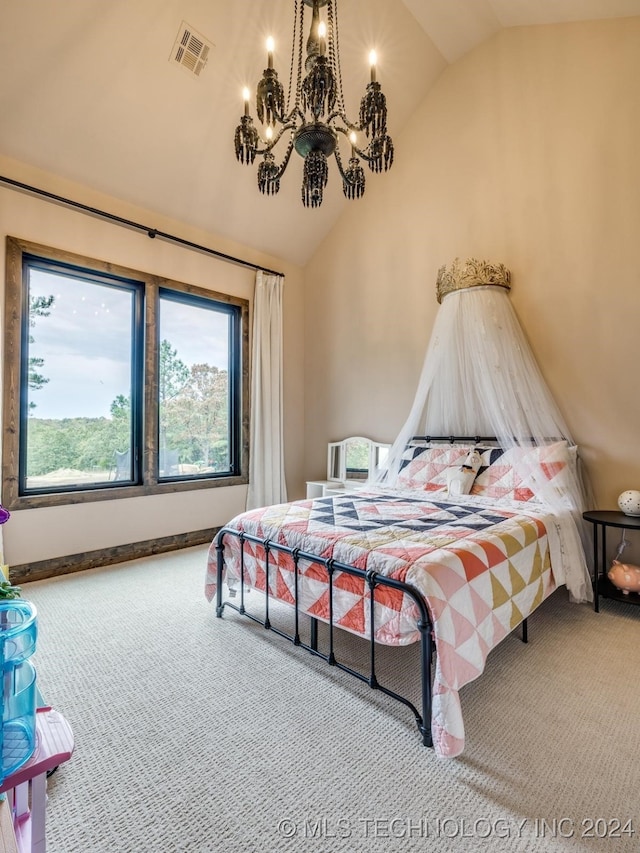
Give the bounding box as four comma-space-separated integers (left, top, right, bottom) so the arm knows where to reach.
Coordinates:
410, 435, 498, 444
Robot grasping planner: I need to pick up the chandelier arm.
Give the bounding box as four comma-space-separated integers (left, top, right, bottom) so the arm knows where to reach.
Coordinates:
326, 112, 358, 130
331, 125, 382, 164
332, 121, 359, 137
332, 125, 368, 162
286, 107, 306, 125
264, 105, 303, 128
332, 146, 349, 181
270, 139, 296, 180
346, 145, 381, 166
255, 122, 298, 154
334, 145, 364, 174
275, 106, 305, 127
265, 108, 292, 126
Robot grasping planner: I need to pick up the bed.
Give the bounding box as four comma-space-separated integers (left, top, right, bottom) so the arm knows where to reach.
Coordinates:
205, 437, 586, 757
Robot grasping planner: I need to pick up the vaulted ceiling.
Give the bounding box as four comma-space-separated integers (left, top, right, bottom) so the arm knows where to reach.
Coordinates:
1, 0, 639, 266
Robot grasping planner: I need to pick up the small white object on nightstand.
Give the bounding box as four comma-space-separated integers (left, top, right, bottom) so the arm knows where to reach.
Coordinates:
618, 490, 640, 517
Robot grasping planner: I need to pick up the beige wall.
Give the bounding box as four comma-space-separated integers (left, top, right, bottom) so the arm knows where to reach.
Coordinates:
0, 156, 305, 566
304, 17, 640, 532
3, 16, 640, 568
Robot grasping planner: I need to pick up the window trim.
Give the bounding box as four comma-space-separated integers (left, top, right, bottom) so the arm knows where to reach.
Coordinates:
3, 236, 250, 510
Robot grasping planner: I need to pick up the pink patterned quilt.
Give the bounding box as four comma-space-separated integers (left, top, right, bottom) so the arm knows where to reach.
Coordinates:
205, 488, 556, 757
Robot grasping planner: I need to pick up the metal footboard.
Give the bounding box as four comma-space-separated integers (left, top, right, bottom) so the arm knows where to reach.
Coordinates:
215, 526, 435, 747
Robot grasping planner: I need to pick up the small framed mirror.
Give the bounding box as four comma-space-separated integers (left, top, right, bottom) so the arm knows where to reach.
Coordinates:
328, 443, 342, 480
373, 443, 389, 476
344, 437, 370, 481
327, 437, 390, 483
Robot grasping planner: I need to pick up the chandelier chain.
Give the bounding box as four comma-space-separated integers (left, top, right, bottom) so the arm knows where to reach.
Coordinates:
296, 1, 304, 114
287, 0, 305, 118
285, 0, 298, 116
327, 1, 346, 119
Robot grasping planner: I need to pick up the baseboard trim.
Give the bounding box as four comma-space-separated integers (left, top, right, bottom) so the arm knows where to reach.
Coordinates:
11, 527, 220, 584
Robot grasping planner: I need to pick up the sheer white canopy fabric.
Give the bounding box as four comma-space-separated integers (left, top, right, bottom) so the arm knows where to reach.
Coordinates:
378, 282, 593, 603
246, 271, 287, 511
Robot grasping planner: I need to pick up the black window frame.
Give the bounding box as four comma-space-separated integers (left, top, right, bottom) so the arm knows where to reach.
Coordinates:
156, 286, 243, 483
19, 254, 146, 496
3, 236, 250, 511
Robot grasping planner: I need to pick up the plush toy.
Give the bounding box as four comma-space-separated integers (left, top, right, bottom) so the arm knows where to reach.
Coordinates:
446, 449, 482, 496
608, 560, 640, 595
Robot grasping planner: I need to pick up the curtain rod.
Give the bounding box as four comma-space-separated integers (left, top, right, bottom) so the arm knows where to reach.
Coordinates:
0, 174, 284, 278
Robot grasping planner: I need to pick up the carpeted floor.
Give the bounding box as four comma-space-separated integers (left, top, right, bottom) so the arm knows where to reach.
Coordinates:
20, 545, 640, 852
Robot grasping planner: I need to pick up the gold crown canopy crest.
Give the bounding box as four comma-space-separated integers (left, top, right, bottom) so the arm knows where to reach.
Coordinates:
436, 258, 511, 303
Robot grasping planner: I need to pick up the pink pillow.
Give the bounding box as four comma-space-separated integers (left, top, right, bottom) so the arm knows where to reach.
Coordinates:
397, 444, 472, 491
470, 442, 570, 502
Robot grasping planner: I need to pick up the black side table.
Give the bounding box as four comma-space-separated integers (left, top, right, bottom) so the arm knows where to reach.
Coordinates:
583, 510, 640, 612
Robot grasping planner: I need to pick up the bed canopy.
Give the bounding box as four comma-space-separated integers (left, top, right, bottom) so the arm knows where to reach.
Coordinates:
378, 258, 593, 602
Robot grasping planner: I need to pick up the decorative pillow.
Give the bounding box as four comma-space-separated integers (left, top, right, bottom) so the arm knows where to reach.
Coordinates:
470, 446, 505, 483
446, 449, 482, 496
397, 444, 473, 491
470, 441, 571, 502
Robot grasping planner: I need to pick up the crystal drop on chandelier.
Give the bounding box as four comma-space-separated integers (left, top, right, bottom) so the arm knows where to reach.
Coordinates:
368, 134, 394, 174
301, 57, 337, 119
258, 153, 281, 196
342, 157, 365, 200
234, 117, 258, 165
302, 150, 328, 208
359, 83, 388, 140
256, 70, 285, 127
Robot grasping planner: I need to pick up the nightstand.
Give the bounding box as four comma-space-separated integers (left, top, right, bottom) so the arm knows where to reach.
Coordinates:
583, 510, 640, 612
305, 480, 364, 499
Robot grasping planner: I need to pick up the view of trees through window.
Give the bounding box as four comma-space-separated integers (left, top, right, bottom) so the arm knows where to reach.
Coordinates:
158, 293, 231, 478
344, 438, 370, 473
24, 263, 234, 492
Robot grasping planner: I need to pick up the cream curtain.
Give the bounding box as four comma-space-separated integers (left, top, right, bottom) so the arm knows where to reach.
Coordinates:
246, 270, 287, 510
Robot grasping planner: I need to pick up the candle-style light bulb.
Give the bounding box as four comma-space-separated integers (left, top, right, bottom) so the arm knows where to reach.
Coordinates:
318, 21, 326, 56
349, 130, 357, 154
242, 86, 250, 116
369, 49, 377, 83
266, 125, 274, 141
266, 36, 275, 69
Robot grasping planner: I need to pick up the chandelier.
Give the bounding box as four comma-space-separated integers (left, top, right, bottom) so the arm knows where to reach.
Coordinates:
233, 0, 394, 208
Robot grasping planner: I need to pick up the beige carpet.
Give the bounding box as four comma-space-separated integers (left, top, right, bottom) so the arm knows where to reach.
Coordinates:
20, 545, 640, 852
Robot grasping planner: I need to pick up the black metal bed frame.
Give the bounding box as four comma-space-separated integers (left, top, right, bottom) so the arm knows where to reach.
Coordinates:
215, 435, 529, 749
216, 528, 435, 745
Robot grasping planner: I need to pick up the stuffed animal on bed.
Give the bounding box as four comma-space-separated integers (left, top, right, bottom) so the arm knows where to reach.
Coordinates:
446, 449, 482, 496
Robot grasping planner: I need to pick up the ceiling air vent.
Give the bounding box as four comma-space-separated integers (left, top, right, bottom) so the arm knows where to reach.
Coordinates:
170, 21, 213, 77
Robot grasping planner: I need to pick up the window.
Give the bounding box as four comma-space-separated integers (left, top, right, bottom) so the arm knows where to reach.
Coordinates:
22, 258, 143, 492
157, 289, 241, 482
3, 237, 249, 509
